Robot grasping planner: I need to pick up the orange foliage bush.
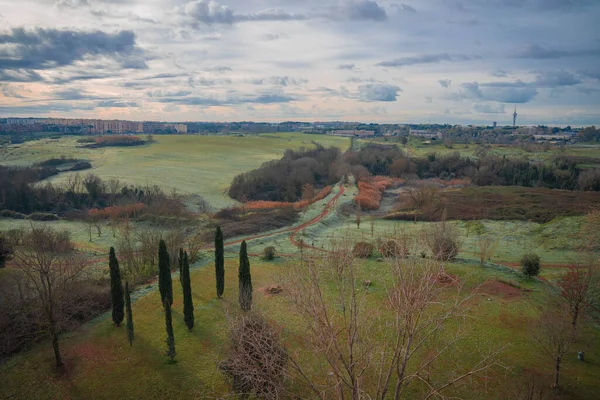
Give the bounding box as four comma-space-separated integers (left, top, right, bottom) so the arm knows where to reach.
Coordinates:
243, 186, 333, 210
89, 203, 146, 219
354, 176, 402, 210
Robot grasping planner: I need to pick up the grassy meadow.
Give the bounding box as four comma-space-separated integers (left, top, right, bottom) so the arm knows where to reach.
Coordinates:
1, 134, 599, 399
1, 255, 599, 400
0, 133, 350, 207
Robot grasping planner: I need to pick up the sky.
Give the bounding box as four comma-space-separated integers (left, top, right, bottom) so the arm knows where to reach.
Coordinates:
0, 0, 599, 126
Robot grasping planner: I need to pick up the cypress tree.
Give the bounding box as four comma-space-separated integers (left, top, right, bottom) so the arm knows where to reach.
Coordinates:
215, 226, 225, 299
181, 251, 194, 331
109, 247, 124, 327
158, 239, 173, 306
125, 280, 134, 345
178, 247, 184, 285
238, 241, 252, 312
164, 299, 176, 363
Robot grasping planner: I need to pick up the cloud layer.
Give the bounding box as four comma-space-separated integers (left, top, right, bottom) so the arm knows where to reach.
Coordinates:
0, 0, 598, 125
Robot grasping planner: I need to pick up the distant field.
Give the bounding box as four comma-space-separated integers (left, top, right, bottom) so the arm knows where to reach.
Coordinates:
361, 137, 600, 167
0, 133, 350, 207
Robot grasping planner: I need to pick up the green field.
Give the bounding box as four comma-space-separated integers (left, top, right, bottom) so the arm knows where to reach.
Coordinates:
1, 255, 598, 400
0, 133, 350, 207
1, 133, 599, 399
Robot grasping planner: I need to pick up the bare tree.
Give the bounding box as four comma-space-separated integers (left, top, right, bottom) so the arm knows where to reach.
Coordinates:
477, 234, 499, 266
220, 312, 289, 399
283, 242, 502, 399
532, 306, 576, 388
557, 263, 599, 335
12, 226, 85, 369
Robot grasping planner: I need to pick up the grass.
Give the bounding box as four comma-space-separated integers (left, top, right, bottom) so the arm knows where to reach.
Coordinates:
1, 256, 598, 399
0, 133, 350, 207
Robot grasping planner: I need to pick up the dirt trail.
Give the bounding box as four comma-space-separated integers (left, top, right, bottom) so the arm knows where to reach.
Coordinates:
223, 184, 346, 250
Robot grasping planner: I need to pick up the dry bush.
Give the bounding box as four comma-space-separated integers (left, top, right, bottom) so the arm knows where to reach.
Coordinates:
423, 220, 462, 261
263, 246, 276, 261
220, 313, 288, 399
379, 238, 409, 258
352, 242, 374, 258
406, 182, 440, 209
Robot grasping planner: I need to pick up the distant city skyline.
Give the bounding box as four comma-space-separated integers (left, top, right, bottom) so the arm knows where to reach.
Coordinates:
0, 0, 599, 126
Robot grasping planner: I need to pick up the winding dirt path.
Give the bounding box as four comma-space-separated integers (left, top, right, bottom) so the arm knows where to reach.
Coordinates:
222, 184, 346, 250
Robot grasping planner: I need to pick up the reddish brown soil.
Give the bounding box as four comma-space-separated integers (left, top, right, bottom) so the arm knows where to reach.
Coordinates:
476, 280, 525, 301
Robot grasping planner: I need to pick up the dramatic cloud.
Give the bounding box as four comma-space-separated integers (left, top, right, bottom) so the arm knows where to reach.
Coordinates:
251, 76, 308, 86
358, 83, 401, 102
340, 0, 388, 21
97, 100, 139, 108
0, 28, 147, 73
1, 0, 599, 124
377, 53, 477, 68
512, 44, 600, 59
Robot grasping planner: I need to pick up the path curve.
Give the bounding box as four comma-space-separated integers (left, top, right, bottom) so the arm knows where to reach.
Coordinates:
222, 184, 346, 250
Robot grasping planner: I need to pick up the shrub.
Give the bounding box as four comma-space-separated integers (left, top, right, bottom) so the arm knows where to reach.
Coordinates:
380, 239, 409, 258
521, 253, 541, 277
424, 222, 461, 261
352, 242, 374, 258
263, 246, 276, 261
26, 212, 59, 221
0, 210, 26, 219
219, 313, 288, 399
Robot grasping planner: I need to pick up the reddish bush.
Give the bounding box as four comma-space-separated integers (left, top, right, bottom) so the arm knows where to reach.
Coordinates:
380, 239, 409, 258
243, 186, 333, 210
352, 242, 374, 258
354, 176, 402, 211
89, 203, 146, 219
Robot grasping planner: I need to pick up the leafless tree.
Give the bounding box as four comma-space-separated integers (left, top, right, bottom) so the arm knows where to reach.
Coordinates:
283, 241, 502, 399
477, 234, 499, 266
187, 231, 204, 264
12, 226, 86, 369
220, 312, 289, 399
406, 183, 440, 209
423, 218, 462, 261
532, 306, 576, 388
557, 262, 599, 336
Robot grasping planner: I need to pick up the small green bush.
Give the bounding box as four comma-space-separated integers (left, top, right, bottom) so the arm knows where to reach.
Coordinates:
521, 253, 541, 277
0, 210, 26, 219
26, 212, 60, 221
263, 246, 276, 261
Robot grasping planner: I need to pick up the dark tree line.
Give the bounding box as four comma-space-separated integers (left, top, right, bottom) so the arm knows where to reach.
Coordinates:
229, 146, 342, 202
229, 143, 598, 203
0, 165, 185, 216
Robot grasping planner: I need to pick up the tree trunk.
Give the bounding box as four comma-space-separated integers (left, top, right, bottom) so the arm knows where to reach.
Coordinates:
52, 333, 63, 369
553, 357, 560, 388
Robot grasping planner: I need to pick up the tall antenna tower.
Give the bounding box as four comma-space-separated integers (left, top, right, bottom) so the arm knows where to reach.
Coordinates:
513, 105, 518, 127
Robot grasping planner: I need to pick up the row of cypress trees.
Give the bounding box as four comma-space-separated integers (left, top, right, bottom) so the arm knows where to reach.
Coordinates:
108, 226, 252, 362
215, 226, 253, 312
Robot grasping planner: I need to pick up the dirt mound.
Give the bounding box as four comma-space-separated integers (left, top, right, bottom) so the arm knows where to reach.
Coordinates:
435, 272, 459, 285
258, 285, 283, 296
477, 280, 525, 301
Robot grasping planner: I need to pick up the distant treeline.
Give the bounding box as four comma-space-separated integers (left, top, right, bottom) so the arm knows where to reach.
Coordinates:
0, 165, 185, 217
229, 144, 600, 203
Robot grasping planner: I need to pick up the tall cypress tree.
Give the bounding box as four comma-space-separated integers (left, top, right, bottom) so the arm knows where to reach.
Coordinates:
158, 239, 173, 306
215, 226, 225, 299
164, 299, 176, 363
181, 251, 194, 331
238, 241, 252, 312
109, 247, 124, 327
178, 247, 184, 285
125, 280, 134, 345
